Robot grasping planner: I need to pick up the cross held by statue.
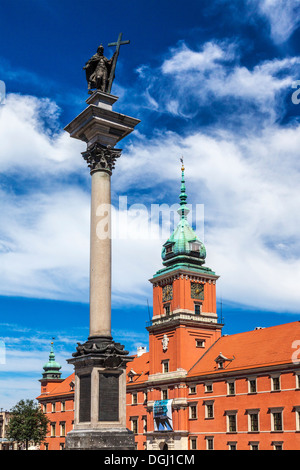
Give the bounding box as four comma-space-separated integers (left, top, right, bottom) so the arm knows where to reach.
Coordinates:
107, 32, 130, 93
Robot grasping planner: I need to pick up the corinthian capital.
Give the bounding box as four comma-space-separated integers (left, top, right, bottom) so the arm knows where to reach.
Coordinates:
82, 143, 122, 175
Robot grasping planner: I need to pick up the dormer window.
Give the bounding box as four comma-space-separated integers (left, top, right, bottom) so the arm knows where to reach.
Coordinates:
214, 352, 233, 370
165, 244, 173, 254
190, 242, 200, 252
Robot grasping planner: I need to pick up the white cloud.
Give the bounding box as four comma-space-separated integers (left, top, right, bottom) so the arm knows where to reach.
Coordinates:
138, 40, 300, 123
161, 41, 231, 74
0, 93, 85, 175
255, 0, 300, 44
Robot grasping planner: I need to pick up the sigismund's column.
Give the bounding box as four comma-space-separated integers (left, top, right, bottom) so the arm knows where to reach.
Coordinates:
64, 39, 140, 450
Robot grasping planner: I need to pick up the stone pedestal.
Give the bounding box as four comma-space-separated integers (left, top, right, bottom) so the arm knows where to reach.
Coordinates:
64, 91, 140, 450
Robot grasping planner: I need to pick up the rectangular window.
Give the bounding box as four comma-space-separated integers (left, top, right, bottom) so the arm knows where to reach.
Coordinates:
189, 404, 197, 420
60, 422, 66, 437
249, 379, 257, 393
61, 401, 65, 412
228, 442, 237, 450
206, 437, 214, 450
227, 381, 235, 395
250, 413, 259, 432
195, 304, 201, 315
162, 389, 168, 400
196, 339, 205, 348
132, 393, 138, 405
164, 304, 170, 315
131, 419, 138, 434
50, 423, 56, 437
205, 402, 214, 419
272, 412, 283, 431
272, 376, 280, 391
205, 383, 213, 393
189, 385, 196, 394
190, 437, 197, 450
227, 414, 237, 432
297, 410, 300, 431
51, 402, 56, 413
250, 442, 259, 450
162, 360, 169, 373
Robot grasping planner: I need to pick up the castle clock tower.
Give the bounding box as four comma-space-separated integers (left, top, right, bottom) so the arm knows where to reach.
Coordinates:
147, 161, 223, 377
145, 162, 223, 450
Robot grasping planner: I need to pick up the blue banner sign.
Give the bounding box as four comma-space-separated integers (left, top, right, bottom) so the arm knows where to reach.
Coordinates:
153, 399, 173, 432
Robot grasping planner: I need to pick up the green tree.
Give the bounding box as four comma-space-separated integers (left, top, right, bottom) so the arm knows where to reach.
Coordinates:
6, 399, 49, 450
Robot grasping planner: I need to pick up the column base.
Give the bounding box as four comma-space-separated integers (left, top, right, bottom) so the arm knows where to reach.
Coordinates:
65, 428, 135, 450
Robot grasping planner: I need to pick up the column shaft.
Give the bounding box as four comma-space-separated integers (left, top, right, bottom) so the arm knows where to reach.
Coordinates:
89, 170, 112, 338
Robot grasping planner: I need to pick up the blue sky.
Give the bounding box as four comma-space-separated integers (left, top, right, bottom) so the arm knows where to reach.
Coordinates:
0, 0, 300, 410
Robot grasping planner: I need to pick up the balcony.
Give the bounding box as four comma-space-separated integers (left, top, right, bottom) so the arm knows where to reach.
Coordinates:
146, 310, 222, 328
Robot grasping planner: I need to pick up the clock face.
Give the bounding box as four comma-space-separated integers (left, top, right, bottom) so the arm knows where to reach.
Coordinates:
162, 284, 173, 302
191, 282, 204, 300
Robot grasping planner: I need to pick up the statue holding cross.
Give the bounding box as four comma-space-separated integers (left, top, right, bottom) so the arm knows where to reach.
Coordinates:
83, 33, 130, 95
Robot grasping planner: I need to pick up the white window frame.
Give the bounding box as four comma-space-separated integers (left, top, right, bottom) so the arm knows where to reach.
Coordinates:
248, 377, 257, 394
50, 422, 56, 437
132, 392, 138, 405
226, 410, 237, 433
196, 339, 205, 348
189, 403, 198, 420
162, 360, 169, 374
296, 373, 300, 389
190, 437, 197, 450
271, 374, 281, 391
247, 409, 260, 432
272, 441, 283, 450
130, 417, 138, 434
205, 436, 214, 450
295, 406, 300, 431
60, 421, 66, 437
270, 407, 284, 432
204, 400, 214, 419
227, 380, 235, 396
161, 388, 168, 400
228, 441, 237, 450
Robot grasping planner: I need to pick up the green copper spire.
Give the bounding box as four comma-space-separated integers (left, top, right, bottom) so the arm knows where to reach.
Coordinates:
42, 341, 62, 380
161, 158, 206, 269
178, 157, 189, 219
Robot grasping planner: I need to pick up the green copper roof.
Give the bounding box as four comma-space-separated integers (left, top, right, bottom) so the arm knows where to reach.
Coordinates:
42, 342, 62, 379
161, 160, 206, 268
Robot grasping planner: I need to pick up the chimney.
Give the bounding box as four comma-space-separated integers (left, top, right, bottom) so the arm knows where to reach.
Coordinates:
137, 346, 147, 357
